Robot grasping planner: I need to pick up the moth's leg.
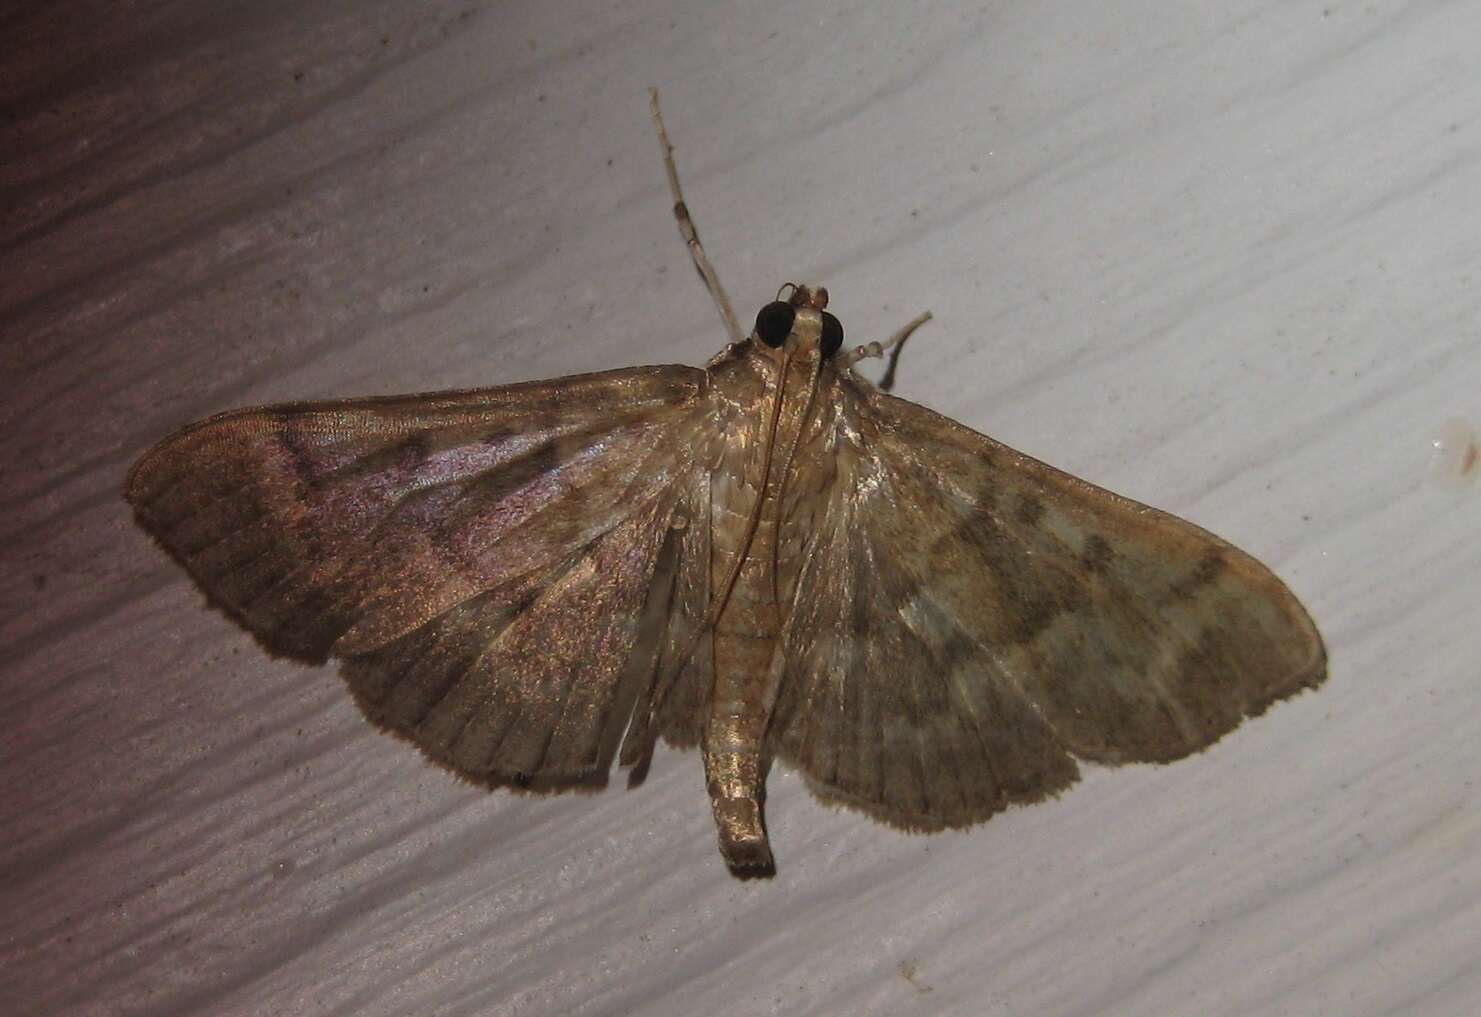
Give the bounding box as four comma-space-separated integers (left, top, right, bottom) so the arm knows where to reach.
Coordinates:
845, 311, 934, 392
648, 88, 745, 346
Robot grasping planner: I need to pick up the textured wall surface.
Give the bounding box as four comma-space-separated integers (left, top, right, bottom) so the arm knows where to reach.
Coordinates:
4, 2, 1478, 1014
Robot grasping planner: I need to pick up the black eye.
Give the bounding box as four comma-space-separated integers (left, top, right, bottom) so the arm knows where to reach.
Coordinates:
820, 312, 844, 358
754, 301, 795, 348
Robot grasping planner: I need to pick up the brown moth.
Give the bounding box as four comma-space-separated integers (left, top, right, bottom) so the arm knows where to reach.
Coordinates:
125, 92, 1326, 877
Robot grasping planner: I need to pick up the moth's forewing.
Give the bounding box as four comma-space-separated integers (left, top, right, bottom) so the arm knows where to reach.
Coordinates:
770, 370, 1325, 831
126, 366, 717, 786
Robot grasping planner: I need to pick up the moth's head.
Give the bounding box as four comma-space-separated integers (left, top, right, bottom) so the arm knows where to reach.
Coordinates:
751, 283, 844, 363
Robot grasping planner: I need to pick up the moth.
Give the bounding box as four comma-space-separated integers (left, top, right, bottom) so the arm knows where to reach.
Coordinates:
126, 93, 1325, 877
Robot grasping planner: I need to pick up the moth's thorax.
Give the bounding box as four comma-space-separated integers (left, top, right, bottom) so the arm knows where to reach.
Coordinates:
707, 347, 840, 622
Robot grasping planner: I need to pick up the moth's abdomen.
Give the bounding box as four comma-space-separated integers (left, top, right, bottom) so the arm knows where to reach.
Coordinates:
703, 483, 783, 872
708, 457, 795, 713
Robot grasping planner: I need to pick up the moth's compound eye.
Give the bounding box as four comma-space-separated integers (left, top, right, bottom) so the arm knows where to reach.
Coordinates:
754, 301, 795, 348
820, 312, 844, 358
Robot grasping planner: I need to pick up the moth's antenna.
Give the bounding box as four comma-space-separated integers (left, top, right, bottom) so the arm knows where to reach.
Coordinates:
650, 89, 745, 346
846, 310, 933, 392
